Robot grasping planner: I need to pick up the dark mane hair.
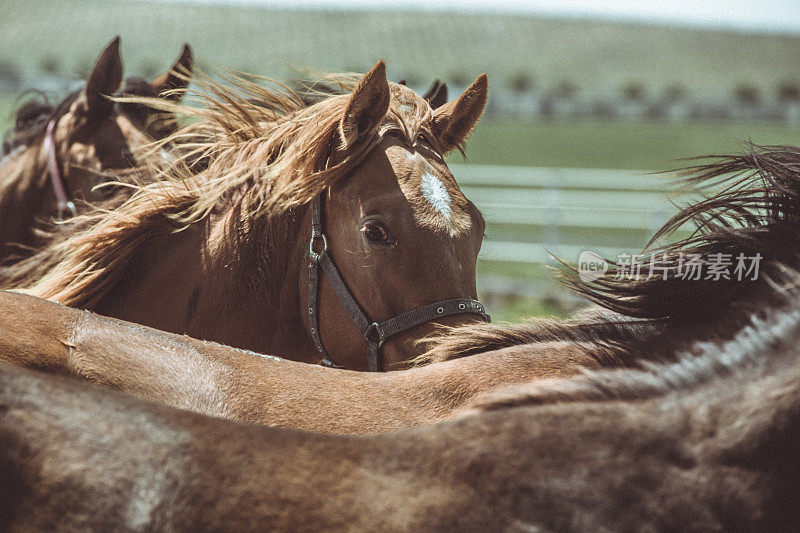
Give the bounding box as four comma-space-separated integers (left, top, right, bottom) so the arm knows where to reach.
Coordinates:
421, 144, 800, 363
415, 307, 659, 365
566, 144, 800, 321
467, 279, 800, 409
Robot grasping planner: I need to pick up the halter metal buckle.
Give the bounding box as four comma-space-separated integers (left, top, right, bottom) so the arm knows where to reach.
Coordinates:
364, 321, 384, 343
57, 200, 78, 223
309, 233, 328, 261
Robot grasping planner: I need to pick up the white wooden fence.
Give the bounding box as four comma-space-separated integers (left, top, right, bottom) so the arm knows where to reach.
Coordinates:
450, 163, 693, 267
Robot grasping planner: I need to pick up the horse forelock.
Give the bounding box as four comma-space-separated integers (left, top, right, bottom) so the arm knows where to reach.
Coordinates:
142, 70, 437, 222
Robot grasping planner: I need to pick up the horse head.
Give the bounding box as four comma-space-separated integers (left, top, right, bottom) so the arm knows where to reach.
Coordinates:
44, 37, 192, 202
6, 62, 490, 371
299, 62, 490, 369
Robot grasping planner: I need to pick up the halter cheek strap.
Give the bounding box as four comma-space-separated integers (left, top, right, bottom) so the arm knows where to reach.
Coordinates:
307, 195, 490, 372
44, 119, 77, 221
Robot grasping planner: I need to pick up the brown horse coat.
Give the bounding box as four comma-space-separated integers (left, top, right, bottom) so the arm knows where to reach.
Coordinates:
4, 146, 800, 433
1, 294, 799, 531
0, 290, 604, 434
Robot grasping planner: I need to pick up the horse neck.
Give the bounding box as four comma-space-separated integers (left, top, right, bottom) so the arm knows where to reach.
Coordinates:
94, 199, 318, 359
254, 204, 319, 359
193, 201, 316, 357
0, 143, 51, 253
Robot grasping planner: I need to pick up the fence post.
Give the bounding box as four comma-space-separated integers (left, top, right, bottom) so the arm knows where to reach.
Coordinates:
543, 168, 561, 262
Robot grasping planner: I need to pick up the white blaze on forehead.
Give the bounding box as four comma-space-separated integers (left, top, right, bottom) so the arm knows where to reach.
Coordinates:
420, 172, 452, 221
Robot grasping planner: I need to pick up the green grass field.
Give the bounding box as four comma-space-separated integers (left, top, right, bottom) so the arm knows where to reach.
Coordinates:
0, 92, 21, 130
459, 118, 800, 170
476, 261, 575, 322
458, 118, 800, 319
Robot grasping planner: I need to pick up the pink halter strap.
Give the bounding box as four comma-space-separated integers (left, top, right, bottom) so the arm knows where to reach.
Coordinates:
44, 119, 77, 221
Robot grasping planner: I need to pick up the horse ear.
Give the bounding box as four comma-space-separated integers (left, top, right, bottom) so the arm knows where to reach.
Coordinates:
339, 61, 390, 148
423, 80, 449, 109
151, 44, 193, 102
82, 36, 124, 117
433, 83, 449, 108
422, 80, 439, 100
431, 74, 487, 154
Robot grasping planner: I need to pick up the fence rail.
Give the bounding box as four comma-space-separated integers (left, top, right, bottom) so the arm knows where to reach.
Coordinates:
450, 163, 694, 266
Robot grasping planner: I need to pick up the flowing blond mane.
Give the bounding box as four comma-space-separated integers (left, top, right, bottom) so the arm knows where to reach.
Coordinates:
8, 68, 436, 306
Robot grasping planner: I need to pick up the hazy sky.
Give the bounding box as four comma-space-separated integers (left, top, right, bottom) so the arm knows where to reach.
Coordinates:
164, 0, 800, 34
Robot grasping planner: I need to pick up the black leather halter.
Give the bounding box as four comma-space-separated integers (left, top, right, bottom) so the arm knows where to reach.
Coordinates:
307, 196, 490, 372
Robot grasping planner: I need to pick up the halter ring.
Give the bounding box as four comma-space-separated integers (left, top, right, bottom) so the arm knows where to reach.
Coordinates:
364, 322, 384, 343
309, 233, 328, 259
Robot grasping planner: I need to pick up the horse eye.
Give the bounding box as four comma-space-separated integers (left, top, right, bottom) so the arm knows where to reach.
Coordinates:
416, 131, 433, 147
361, 221, 394, 245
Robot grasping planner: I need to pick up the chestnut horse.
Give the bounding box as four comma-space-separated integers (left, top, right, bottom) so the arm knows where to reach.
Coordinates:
3, 62, 490, 371
0, 37, 192, 259
2, 145, 798, 434
1, 282, 799, 530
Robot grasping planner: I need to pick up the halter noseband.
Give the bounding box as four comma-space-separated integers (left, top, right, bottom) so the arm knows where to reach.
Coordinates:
307, 196, 490, 372
44, 119, 77, 221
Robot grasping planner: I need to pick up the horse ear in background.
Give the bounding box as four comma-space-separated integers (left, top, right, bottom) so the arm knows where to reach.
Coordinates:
431, 74, 488, 154
423, 79, 449, 109
150, 43, 193, 102
79, 37, 124, 117
339, 60, 390, 149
